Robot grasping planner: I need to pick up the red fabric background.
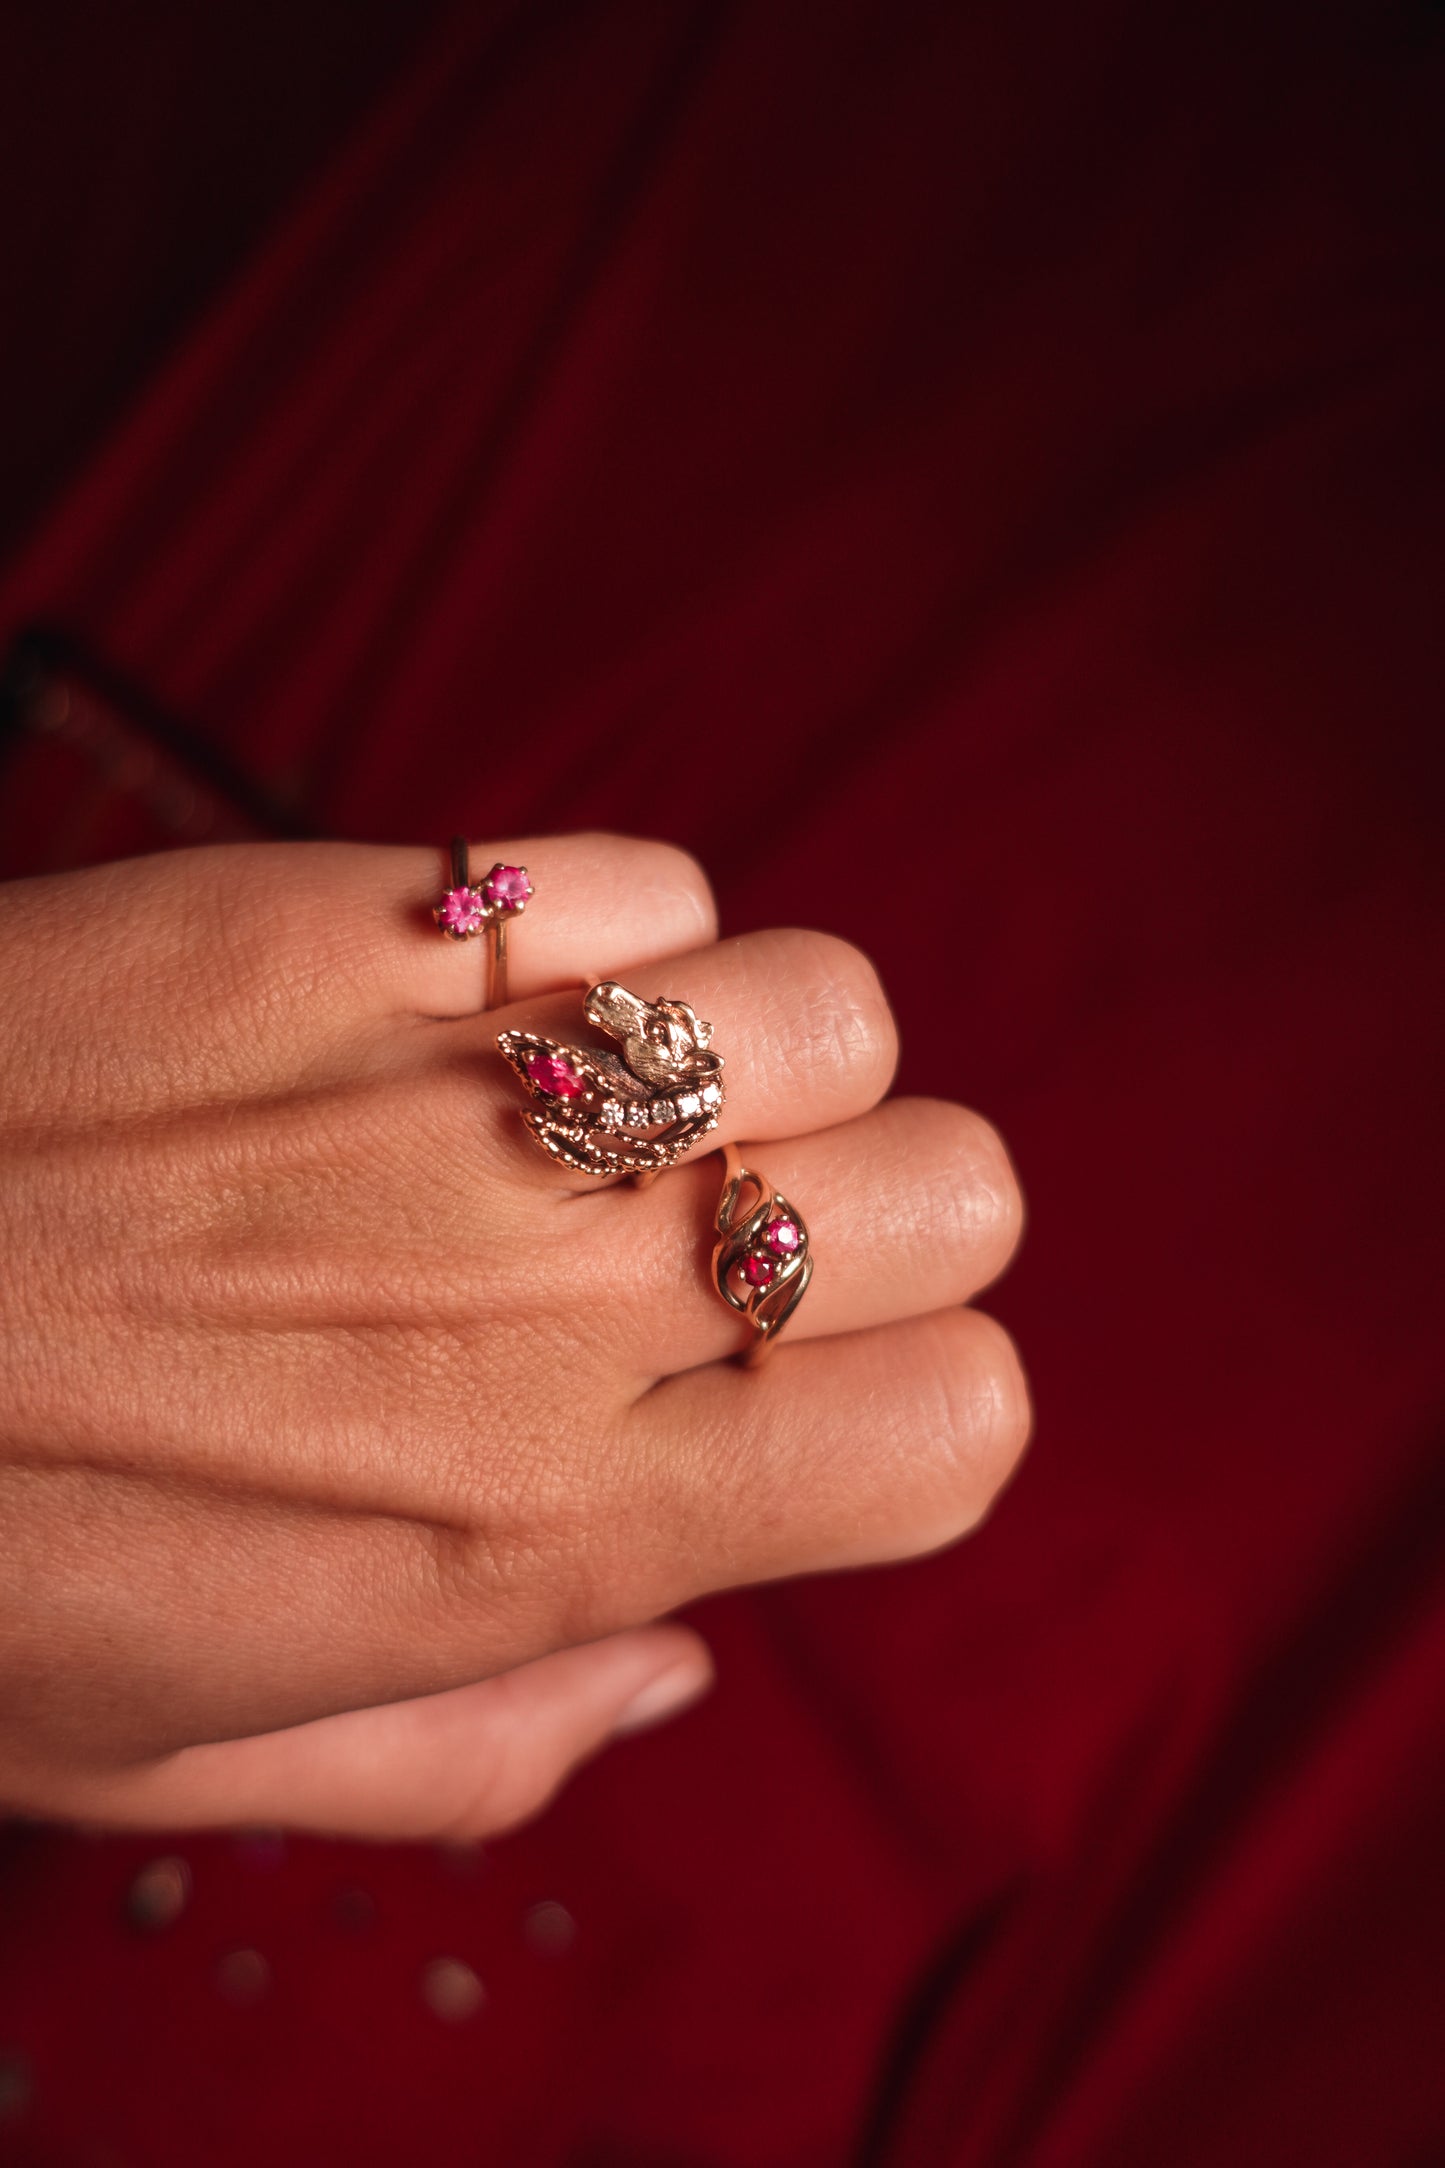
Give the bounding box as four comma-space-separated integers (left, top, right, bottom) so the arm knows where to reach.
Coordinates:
0, 3, 1441, 2162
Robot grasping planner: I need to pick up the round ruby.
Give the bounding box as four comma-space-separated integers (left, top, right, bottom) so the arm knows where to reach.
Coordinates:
483, 863, 533, 911
526, 1053, 583, 1098
742, 1255, 775, 1287
765, 1217, 800, 1256
437, 885, 485, 935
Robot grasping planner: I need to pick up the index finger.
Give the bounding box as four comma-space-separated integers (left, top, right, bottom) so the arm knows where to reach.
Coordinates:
2, 835, 717, 1113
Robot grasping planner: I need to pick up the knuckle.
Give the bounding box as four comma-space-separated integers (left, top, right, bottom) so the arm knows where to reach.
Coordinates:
574, 833, 718, 948
909, 1309, 1032, 1541
907, 1100, 1025, 1287
766, 930, 897, 1096
636, 839, 718, 945
953, 1309, 1033, 1512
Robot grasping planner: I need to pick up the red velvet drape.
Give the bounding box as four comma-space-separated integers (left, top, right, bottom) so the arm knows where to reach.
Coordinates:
0, 3, 1441, 2162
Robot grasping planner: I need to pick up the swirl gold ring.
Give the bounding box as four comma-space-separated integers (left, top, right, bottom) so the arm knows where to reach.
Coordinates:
712, 1144, 813, 1364
433, 835, 533, 1008
497, 980, 725, 1177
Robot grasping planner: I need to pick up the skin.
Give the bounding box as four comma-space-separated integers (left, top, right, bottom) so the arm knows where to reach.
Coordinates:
0, 835, 1028, 1840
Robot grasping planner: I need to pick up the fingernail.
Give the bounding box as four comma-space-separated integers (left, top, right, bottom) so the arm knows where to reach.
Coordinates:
610, 1660, 713, 1738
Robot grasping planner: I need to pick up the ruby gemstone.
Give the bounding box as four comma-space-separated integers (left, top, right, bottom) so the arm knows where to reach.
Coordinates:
483, 864, 533, 911
743, 1255, 775, 1288
765, 1217, 800, 1256
526, 1053, 584, 1098
437, 886, 485, 935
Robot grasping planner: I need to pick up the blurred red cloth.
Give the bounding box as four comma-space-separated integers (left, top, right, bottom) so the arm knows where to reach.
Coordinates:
0, 2, 1442, 2162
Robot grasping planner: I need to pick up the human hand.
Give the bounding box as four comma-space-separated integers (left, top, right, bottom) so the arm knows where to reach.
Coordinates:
0, 838, 1026, 1837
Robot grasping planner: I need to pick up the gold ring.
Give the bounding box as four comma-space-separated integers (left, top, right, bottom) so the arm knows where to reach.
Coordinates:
712, 1143, 812, 1364
497, 980, 725, 1176
433, 836, 533, 1008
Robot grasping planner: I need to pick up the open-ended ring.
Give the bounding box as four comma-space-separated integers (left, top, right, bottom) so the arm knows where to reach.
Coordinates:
497, 980, 725, 1177
434, 836, 533, 1008
712, 1144, 812, 1364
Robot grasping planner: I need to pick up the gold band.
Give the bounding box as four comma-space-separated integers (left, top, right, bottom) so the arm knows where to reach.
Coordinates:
497, 980, 725, 1177
433, 837, 533, 1009
712, 1143, 812, 1365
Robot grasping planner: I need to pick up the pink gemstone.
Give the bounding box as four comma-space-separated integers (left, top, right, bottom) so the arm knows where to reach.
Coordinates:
483, 863, 533, 912
437, 886, 485, 935
765, 1217, 800, 1256
526, 1053, 583, 1098
743, 1255, 775, 1288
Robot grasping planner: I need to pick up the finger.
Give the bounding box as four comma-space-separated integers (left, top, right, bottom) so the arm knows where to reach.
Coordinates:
472, 926, 899, 1195
609, 1097, 1024, 1376
0, 1463, 516, 1760
0, 1451, 722, 1782
618, 1307, 1031, 1610
0, 836, 716, 1117
401, 833, 717, 1015
38, 1628, 714, 1840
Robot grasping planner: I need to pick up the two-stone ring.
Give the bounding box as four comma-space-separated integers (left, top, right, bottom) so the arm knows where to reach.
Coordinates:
433, 835, 532, 1009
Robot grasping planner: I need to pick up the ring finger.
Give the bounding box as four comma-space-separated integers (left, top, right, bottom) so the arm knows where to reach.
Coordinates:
605, 1096, 1024, 1377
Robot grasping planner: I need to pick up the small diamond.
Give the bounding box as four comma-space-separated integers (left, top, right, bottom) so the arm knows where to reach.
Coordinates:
436, 886, 485, 936
482, 864, 532, 912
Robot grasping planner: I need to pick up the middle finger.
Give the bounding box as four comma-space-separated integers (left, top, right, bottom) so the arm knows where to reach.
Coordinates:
439, 927, 900, 1199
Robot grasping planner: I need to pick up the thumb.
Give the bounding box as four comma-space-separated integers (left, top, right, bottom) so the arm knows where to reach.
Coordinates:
53, 1627, 714, 1840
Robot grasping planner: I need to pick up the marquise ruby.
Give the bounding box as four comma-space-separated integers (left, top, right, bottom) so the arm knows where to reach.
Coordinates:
526, 1053, 583, 1098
